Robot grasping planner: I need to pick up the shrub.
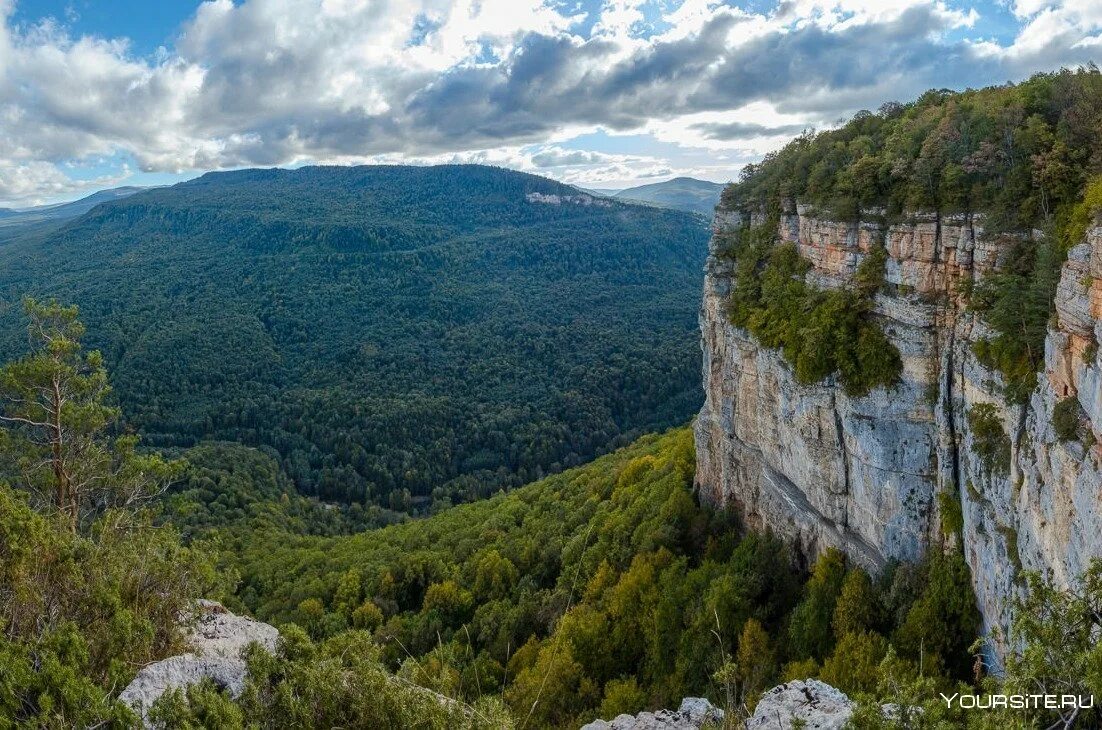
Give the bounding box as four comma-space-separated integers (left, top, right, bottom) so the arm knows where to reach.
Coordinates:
597, 678, 647, 720
152, 629, 511, 729
0, 487, 215, 727
937, 489, 964, 540
819, 630, 889, 695
967, 404, 1011, 476
1052, 397, 1082, 442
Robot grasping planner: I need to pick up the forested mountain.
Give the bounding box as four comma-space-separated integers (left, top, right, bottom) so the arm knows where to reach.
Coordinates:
614, 178, 725, 215
0, 186, 144, 228
0, 165, 708, 512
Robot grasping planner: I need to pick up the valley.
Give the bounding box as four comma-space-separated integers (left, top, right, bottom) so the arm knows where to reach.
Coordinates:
2, 69, 1102, 729
0, 165, 709, 519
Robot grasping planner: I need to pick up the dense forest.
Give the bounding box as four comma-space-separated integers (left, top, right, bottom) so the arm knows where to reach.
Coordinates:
721, 67, 1102, 401
0, 165, 709, 514
0, 324, 1098, 728
200, 427, 988, 728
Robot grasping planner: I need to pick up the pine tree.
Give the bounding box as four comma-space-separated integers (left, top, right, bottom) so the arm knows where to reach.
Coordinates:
0, 298, 180, 531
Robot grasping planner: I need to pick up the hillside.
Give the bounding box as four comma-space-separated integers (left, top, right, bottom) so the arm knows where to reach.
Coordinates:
0, 164, 709, 512
0, 186, 144, 228
614, 178, 725, 215
205, 428, 976, 728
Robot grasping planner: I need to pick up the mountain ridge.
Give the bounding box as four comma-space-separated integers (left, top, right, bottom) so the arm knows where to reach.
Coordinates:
613, 177, 725, 214
0, 163, 710, 514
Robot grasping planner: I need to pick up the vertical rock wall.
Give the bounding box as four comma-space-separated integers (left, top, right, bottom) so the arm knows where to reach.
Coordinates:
694, 205, 1102, 651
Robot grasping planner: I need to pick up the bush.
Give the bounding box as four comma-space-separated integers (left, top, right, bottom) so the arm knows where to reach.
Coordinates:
937, 489, 964, 540
0, 486, 215, 727
1052, 397, 1082, 442
151, 629, 512, 729
967, 404, 1011, 476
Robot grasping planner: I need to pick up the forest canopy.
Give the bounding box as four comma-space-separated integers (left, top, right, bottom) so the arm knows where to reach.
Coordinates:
0, 165, 710, 516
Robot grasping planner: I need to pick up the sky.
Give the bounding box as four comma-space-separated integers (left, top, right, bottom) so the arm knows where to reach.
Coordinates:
0, 0, 1100, 206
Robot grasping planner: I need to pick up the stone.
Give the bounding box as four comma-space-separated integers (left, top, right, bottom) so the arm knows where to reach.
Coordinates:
747, 680, 855, 729
579, 697, 724, 729
118, 600, 279, 726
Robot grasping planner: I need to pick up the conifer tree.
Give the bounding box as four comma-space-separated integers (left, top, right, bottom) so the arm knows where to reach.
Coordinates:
0, 298, 179, 530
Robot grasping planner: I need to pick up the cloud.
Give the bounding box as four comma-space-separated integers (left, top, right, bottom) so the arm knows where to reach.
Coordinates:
690, 121, 810, 141
0, 160, 129, 206
0, 0, 1100, 203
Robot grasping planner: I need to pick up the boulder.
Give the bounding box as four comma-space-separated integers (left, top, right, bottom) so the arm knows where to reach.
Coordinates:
118, 600, 278, 726
747, 680, 855, 729
580, 697, 725, 729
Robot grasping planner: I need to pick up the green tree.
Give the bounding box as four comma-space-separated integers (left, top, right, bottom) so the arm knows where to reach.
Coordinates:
788, 549, 848, 660
735, 618, 776, 710
0, 298, 179, 531
833, 569, 880, 637
993, 562, 1102, 728
597, 677, 646, 720
334, 568, 363, 619
893, 551, 980, 680
820, 630, 889, 694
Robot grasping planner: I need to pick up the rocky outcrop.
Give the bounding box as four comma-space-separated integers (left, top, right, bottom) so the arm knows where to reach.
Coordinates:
695, 204, 1102, 654
580, 697, 725, 730
747, 680, 855, 729
119, 600, 279, 725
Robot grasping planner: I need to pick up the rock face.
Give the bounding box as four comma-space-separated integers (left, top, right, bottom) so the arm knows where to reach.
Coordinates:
695, 205, 1102, 654
119, 600, 279, 725
579, 697, 725, 730
748, 680, 855, 729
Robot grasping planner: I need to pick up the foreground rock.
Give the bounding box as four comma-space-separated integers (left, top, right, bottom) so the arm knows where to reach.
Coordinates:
118, 600, 279, 725
580, 697, 725, 729
747, 680, 855, 729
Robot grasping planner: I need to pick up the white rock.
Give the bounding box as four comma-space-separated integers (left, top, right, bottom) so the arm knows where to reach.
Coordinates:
118, 600, 278, 726
747, 680, 855, 729
579, 697, 724, 730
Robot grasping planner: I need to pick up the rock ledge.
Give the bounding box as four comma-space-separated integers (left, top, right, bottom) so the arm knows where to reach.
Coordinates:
747, 680, 855, 729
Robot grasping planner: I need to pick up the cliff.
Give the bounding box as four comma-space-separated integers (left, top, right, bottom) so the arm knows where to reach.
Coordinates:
694, 203, 1102, 657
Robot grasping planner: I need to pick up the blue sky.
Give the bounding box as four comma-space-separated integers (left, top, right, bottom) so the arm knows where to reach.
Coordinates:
1, 0, 1100, 206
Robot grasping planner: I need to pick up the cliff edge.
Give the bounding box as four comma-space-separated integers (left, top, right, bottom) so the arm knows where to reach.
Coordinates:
694, 203, 1102, 654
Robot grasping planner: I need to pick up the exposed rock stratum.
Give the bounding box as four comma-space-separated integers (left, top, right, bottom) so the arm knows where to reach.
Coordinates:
695, 203, 1102, 658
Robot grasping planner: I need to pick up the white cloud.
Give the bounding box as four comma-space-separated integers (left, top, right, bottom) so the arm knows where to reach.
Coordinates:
0, 0, 1100, 204
0, 160, 128, 206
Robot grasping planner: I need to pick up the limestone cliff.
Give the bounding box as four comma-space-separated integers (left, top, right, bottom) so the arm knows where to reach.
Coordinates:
694, 203, 1102, 655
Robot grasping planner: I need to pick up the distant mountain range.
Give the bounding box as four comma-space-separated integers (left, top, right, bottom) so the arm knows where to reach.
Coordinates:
0, 164, 709, 512
582, 177, 726, 215
0, 186, 145, 228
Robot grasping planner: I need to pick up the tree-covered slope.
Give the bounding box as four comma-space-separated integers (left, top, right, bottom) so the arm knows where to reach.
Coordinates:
0, 164, 709, 511
722, 67, 1102, 401
724, 68, 1102, 233
205, 428, 979, 728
